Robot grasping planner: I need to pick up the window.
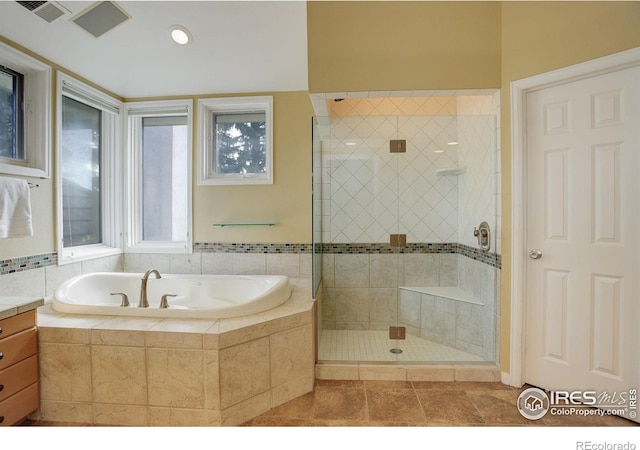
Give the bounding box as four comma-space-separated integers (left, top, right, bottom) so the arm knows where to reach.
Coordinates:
61, 96, 102, 247
198, 96, 273, 185
125, 100, 193, 253
0, 65, 25, 161
56, 72, 121, 262
0, 41, 51, 178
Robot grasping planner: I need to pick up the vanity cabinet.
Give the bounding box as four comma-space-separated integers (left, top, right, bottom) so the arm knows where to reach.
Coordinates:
0, 310, 38, 426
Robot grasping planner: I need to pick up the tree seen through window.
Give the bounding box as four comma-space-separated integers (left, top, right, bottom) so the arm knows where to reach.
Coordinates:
214, 112, 266, 175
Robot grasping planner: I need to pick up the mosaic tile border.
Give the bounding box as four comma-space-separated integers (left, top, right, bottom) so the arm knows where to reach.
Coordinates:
194, 242, 313, 254
321, 243, 501, 269
0, 252, 58, 276
457, 243, 501, 269
320, 243, 458, 254
2, 242, 500, 276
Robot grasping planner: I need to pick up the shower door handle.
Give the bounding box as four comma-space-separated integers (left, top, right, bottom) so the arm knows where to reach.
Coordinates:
529, 249, 543, 260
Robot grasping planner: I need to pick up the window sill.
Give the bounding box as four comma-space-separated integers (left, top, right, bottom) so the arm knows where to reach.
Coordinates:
125, 242, 192, 254
198, 174, 273, 186
58, 245, 122, 266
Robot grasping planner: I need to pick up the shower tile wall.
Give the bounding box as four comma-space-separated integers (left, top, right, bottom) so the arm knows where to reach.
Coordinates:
318, 94, 500, 363
324, 97, 459, 244
456, 96, 498, 249
0, 254, 123, 298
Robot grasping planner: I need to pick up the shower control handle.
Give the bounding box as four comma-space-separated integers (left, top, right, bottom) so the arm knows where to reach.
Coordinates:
529, 249, 543, 260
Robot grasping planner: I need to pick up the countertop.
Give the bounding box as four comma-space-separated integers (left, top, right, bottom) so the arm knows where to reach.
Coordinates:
0, 296, 45, 320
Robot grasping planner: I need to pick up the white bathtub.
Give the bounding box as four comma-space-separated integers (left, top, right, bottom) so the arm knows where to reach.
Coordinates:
52, 272, 291, 319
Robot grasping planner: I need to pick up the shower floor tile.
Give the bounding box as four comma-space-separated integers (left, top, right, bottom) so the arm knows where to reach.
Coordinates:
318, 330, 484, 363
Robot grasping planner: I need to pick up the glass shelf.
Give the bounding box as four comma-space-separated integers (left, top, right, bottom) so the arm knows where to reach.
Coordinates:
212, 222, 278, 227
436, 166, 467, 175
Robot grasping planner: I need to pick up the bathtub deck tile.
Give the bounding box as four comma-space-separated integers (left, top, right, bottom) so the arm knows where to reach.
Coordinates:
217, 314, 271, 349
270, 374, 315, 409
260, 309, 312, 335
204, 350, 221, 410
93, 316, 164, 331
203, 322, 220, 350
92, 403, 149, 426
148, 407, 221, 426
39, 342, 92, 402
220, 390, 272, 426
147, 348, 205, 408
91, 346, 148, 405
39, 327, 91, 344
35, 400, 93, 424
37, 314, 112, 330
91, 329, 146, 347
145, 330, 203, 349
219, 337, 271, 409
151, 318, 216, 334
33, 276, 317, 427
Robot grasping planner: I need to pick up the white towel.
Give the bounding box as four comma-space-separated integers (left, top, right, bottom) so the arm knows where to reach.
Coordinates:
0, 177, 33, 238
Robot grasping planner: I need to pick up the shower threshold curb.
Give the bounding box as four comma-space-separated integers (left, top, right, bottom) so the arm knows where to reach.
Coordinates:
315, 362, 501, 383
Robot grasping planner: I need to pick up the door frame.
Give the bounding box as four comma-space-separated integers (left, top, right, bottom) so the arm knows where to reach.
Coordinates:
508, 46, 640, 388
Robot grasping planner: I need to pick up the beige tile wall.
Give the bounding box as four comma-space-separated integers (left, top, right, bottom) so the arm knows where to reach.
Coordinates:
33, 278, 315, 426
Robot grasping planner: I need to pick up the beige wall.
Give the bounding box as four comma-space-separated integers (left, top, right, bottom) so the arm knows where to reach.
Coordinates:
0, 176, 56, 260
499, 1, 640, 373
0, 35, 314, 260
192, 91, 313, 244
307, 1, 640, 374
0, 37, 124, 260
307, 1, 502, 93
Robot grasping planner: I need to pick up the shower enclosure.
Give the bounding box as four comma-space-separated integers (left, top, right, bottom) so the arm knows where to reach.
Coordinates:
312, 93, 500, 365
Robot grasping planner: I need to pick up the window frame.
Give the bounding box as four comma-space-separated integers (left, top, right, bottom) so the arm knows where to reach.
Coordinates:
0, 65, 25, 161
0, 40, 51, 178
124, 99, 193, 254
56, 71, 122, 264
197, 96, 273, 185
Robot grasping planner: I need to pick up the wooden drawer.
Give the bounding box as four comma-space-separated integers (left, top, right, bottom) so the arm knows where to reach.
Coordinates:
0, 382, 38, 426
0, 310, 36, 340
0, 355, 38, 403
0, 328, 37, 372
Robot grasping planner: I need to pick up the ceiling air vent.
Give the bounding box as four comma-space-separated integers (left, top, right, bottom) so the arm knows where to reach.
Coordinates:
72, 1, 130, 38
16, 1, 69, 23
17, 1, 47, 12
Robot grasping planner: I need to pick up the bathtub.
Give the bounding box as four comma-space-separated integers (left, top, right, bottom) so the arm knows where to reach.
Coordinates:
52, 272, 291, 319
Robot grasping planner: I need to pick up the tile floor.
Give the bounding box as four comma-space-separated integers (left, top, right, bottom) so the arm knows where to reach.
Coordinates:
243, 380, 638, 427
318, 330, 484, 362
22, 381, 638, 427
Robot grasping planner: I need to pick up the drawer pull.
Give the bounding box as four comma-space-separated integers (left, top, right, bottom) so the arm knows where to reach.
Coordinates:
0, 352, 3, 360
0, 326, 3, 335
0, 384, 3, 392
0, 416, 3, 424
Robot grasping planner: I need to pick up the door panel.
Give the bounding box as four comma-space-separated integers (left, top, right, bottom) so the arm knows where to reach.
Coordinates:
525, 65, 639, 421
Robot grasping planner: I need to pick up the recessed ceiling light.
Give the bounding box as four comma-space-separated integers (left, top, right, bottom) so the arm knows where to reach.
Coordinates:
447, 141, 458, 146
433, 149, 444, 154
170, 25, 192, 45
345, 142, 357, 146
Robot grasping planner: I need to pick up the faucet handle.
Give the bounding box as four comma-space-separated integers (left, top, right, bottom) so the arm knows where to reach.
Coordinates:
110, 292, 130, 307
160, 294, 178, 309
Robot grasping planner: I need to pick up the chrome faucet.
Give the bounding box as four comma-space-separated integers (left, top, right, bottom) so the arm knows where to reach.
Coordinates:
139, 269, 161, 308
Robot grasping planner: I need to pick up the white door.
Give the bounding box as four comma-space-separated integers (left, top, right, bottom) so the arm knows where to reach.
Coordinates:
525, 65, 640, 421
